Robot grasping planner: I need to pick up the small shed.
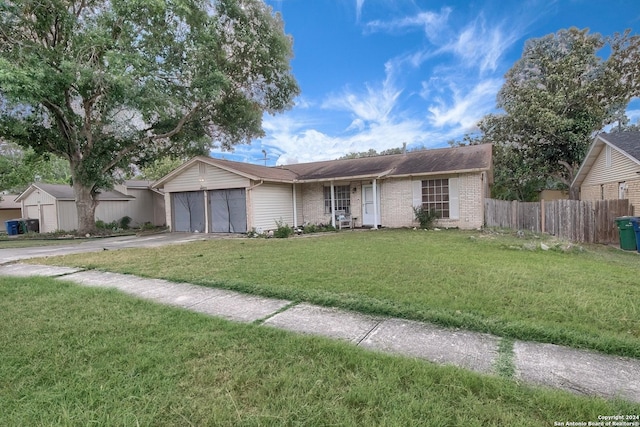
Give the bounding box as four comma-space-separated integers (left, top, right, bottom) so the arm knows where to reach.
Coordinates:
16, 183, 135, 233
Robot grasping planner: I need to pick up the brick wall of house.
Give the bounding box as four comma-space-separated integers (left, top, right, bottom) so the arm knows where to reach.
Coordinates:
299, 172, 486, 230
458, 172, 485, 229
379, 178, 413, 228
581, 179, 640, 215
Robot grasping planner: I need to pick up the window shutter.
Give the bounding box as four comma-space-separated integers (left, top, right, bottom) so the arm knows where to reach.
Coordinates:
449, 177, 459, 219
412, 180, 422, 208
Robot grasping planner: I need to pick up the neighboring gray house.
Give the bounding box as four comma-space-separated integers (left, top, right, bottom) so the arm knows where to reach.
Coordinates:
16, 181, 165, 233
572, 132, 640, 215
153, 144, 493, 233
0, 194, 21, 225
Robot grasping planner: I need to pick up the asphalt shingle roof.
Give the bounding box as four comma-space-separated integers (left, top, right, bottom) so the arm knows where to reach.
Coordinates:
28, 183, 133, 200
600, 131, 640, 162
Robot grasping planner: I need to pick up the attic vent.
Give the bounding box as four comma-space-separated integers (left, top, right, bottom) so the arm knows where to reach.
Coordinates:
606, 145, 612, 168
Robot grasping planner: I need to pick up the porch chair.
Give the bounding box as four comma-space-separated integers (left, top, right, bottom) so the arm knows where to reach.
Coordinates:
335, 210, 353, 230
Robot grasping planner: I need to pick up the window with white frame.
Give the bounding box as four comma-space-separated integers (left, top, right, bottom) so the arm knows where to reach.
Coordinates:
422, 179, 449, 218
324, 185, 351, 214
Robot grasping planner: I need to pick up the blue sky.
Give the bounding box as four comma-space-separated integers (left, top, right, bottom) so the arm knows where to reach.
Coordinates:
212, 0, 640, 166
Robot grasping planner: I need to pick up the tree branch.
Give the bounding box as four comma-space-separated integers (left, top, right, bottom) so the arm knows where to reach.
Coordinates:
145, 103, 202, 143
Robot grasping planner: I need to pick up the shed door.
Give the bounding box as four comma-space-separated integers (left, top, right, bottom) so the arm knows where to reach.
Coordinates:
172, 191, 206, 232
209, 189, 247, 233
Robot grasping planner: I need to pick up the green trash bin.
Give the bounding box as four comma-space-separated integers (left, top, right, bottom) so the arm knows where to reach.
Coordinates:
615, 216, 637, 251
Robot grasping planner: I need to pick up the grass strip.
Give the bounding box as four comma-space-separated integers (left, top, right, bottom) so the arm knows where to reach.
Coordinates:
1, 276, 638, 426
30, 229, 640, 358
495, 338, 516, 379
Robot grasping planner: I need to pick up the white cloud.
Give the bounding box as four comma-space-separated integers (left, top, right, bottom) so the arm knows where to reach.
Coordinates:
365, 8, 451, 41
437, 17, 520, 73
427, 79, 503, 130
356, 0, 365, 22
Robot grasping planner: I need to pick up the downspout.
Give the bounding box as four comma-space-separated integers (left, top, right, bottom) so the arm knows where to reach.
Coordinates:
292, 183, 298, 228
372, 178, 378, 230
331, 181, 336, 228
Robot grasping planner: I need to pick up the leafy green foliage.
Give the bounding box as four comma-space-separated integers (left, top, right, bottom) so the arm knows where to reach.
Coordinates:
0, 141, 70, 193
119, 216, 131, 230
274, 218, 293, 238
0, 0, 299, 233
479, 28, 640, 200
138, 156, 185, 181
412, 206, 440, 229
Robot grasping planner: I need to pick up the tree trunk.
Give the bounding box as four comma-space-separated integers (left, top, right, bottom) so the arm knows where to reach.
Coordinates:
73, 180, 98, 235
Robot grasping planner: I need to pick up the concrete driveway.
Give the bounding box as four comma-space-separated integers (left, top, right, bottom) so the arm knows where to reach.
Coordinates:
0, 232, 232, 264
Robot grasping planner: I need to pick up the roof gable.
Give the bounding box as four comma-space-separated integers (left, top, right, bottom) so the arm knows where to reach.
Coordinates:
572, 132, 640, 188
16, 183, 134, 202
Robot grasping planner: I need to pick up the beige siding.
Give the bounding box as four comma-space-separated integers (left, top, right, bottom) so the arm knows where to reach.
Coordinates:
41, 204, 58, 233
119, 188, 161, 227
203, 164, 250, 189
152, 192, 166, 226
96, 200, 132, 224
24, 205, 39, 221
583, 146, 640, 185
163, 163, 200, 192
55, 200, 132, 232
164, 192, 173, 231
580, 145, 640, 215
22, 189, 56, 206
58, 201, 76, 231
21, 190, 59, 232
250, 183, 294, 232
164, 162, 250, 193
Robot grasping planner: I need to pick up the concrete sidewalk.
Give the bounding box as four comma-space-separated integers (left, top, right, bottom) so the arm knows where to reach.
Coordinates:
1, 263, 639, 403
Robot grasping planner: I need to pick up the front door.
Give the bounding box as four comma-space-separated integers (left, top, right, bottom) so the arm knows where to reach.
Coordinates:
362, 184, 381, 227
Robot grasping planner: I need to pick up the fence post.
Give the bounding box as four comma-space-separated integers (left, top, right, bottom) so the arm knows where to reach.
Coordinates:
540, 199, 545, 234
511, 200, 518, 229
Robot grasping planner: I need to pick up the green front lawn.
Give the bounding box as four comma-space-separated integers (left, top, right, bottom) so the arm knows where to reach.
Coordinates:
34, 229, 640, 357
1, 276, 637, 426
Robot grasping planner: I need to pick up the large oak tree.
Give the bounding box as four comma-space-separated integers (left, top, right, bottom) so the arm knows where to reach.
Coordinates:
0, 0, 299, 233
479, 28, 640, 200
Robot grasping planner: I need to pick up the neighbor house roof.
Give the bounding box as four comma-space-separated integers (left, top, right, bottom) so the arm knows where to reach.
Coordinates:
572, 132, 640, 188
0, 195, 20, 210
16, 183, 134, 202
154, 144, 493, 188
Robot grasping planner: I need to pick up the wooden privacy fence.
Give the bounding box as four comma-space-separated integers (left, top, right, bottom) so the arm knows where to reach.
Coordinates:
484, 198, 633, 244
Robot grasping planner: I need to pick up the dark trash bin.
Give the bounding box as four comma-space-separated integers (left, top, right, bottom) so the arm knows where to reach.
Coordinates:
4, 220, 20, 236
24, 218, 40, 233
630, 218, 640, 254
615, 216, 638, 251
